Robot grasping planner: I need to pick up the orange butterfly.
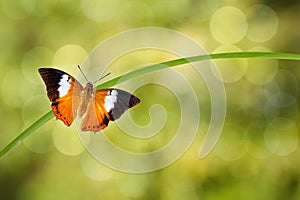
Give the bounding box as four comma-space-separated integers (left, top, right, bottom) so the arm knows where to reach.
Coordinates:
39, 67, 140, 133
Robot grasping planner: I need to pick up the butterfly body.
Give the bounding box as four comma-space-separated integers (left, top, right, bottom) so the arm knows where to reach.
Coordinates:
39, 68, 140, 133
78, 82, 93, 117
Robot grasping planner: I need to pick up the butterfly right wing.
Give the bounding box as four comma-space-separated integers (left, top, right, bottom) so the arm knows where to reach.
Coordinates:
81, 89, 140, 133
38, 68, 83, 126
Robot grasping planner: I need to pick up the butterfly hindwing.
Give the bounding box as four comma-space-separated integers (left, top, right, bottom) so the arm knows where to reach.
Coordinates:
80, 97, 110, 133
38, 68, 83, 126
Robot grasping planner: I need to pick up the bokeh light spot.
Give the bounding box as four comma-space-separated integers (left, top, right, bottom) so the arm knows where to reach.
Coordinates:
267, 92, 296, 108
118, 175, 150, 198
33, 0, 57, 17
1, 69, 36, 108
22, 95, 54, 153
81, 152, 114, 181
22, 46, 54, 84
210, 6, 247, 44
52, 124, 85, 156
245, 47, 278, 85
229, 157, 262, 178
263, 70, 298, 121
215, 122, 247, 161
52, 44, 88, 75
22, 123, 54, 154
244, 121, 272, 159
263, 101, 279, 121
81, 0, 117, 22
2, 0, 35, 20
265, 70, 298, 97
212, 45, 247, 83
246, 4, 278, 43
265, 118, 298, 156
120, 1, 153, 26
21, 95, 50, 126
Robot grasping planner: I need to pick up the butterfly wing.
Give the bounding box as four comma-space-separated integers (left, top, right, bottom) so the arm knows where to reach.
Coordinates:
81, 89, 140, 133
38, 68, 83, 126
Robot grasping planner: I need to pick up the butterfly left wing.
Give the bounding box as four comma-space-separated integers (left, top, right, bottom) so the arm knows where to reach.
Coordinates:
38, 68, 83, 126
81, 89, 140, 133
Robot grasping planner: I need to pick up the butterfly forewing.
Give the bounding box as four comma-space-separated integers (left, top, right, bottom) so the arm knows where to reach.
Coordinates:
38, 68, 83, 126
101, 89, 140, 120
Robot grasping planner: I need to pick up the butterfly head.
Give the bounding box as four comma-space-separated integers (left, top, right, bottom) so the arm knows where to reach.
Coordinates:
83, 82, 94, 98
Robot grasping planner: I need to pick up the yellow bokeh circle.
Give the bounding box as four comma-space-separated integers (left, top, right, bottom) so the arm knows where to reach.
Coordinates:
265, 118, 298, 156
52, 124, 86, 156
53, 44, 88, 74
246, 4, 278, 43
212, 45, 247, 83
245, 47, 278, 85
210, 6, 248, 44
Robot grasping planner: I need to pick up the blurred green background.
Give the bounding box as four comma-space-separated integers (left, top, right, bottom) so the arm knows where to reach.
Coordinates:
1, 0, 300, 199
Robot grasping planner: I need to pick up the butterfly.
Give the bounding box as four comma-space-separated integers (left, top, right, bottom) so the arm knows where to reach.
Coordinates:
38, 67, 140, 133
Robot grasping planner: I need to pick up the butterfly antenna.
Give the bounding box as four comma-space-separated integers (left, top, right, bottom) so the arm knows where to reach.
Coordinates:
93, 72, 111, 84
77, 65, 89, 82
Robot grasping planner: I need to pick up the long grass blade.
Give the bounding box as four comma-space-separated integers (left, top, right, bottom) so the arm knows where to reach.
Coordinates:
1, 51, 300, 159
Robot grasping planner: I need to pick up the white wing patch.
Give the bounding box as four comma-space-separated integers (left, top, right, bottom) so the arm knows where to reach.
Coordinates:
104, 90, 118, 112
58, 74, 71, 97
